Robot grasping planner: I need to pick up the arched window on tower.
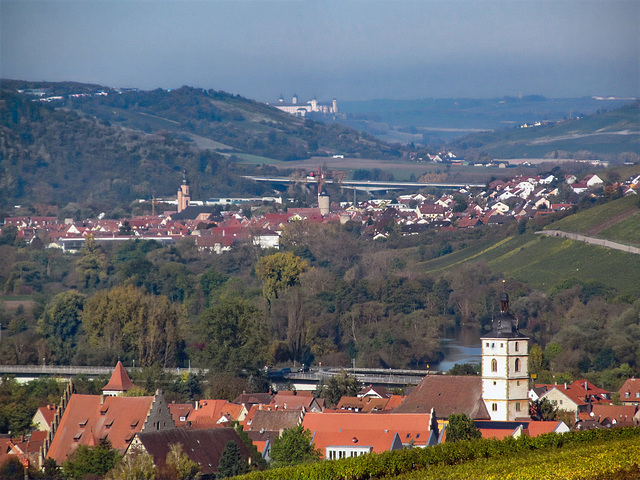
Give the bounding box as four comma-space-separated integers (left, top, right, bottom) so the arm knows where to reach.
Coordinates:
515, 358, 521, 372
515, 342, 519, 352
491, 359, 498, 372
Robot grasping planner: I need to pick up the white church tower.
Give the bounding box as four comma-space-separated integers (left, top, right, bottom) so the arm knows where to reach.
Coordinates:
481, 286, 529, 421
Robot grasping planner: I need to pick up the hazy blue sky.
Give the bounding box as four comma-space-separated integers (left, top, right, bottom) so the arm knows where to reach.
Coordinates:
2, 0, 638, 101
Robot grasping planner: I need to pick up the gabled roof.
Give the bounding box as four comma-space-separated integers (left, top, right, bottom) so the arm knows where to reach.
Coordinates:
246, 410, 303, 432
335, 396, 390, 413
136, 428, 251, 476
46, 393, 160, 464
168, 403, 194, 428
302, 412, 433, 448
393, 375, 491, 420
271, 393, 317, 411
102, 361, 137, 394
233, 392, 274, 407
190, 400, 246, 428
311, 429, 402, 458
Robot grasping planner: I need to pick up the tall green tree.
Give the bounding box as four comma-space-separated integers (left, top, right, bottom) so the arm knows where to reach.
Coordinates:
216, 441, 248, 478
197, 295, 268, 374
255, 252, 308, 304
37, 290, 85, 364
269, 426, 321, 468
75, 234, 108, 289
445, 414, 481, 443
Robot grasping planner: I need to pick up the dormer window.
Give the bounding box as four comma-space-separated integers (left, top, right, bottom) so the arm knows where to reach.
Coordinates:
78, 419, 88, 428
130, 419, 139, 429
73, 432, 83, 441
100, 405, 109, 415
105, 419, 114, 429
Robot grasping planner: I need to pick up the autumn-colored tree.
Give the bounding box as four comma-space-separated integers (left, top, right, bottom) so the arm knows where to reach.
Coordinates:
82, 285, 186, 366
255, 252, 308, 303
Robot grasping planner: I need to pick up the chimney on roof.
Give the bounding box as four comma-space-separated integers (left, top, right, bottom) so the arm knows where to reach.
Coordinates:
564, 383, 567, 389
100, 394, 105, 405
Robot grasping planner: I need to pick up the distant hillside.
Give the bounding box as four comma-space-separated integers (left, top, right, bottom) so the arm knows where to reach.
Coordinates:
0, 90, 265, 209
0, 80, 407, 209
2, 80, 404, 162
450, 102, 639, 160
338, 96, 636, 144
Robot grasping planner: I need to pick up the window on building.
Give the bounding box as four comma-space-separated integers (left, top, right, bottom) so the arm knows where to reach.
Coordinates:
636, 393, 639, 398
491, 359, 498, 372
625, 392, 630, 398
515, 342, 519, 352
516, 402, 521, 412
517, 381, 520, 386
492, 403, 498, 411
515, 358, 521, 372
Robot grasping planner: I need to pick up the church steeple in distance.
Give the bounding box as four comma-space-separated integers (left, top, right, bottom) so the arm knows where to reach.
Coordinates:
177, 169, 191, 213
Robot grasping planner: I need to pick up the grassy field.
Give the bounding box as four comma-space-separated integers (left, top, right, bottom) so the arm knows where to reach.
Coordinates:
392, 434, 640, 480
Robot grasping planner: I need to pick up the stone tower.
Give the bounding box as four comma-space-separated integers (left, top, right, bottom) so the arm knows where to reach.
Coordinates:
177, 170, 191, 213
481, 288, 529, 421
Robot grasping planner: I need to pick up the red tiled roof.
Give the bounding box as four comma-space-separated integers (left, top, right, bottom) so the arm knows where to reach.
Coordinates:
168, 403, 194, 428
102, 361, 137, 393
190, 400, 246, 428
311, 429, 401, 458
46, 394, 156, 464
302, 412, 433, 448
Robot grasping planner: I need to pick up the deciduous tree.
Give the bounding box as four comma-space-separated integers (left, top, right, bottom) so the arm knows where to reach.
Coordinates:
269, 425, 321, 467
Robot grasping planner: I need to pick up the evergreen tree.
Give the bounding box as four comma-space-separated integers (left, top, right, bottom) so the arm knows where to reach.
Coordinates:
216, 441, 248, 478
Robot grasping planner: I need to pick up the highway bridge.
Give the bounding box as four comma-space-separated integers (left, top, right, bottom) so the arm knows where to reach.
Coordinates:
0, 365, 431, 389
243, 175, 484, 193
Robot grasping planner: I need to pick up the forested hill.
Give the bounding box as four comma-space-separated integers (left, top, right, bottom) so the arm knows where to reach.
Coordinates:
0, 80, 406, 209
0, 90, 264, 209
3, 80, 403, 162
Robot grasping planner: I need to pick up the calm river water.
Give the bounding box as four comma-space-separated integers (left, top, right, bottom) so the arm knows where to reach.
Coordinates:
432, 327, 482, 372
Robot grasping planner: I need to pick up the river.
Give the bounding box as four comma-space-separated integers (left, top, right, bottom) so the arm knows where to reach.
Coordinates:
432, 326, 482, 372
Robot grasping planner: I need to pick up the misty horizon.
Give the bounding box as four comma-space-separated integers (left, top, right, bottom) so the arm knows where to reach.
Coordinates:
2, 1, 638, 102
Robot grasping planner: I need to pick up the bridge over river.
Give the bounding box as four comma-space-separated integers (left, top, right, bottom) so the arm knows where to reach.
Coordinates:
0, 365, 431, 389
243, 175, 484, 193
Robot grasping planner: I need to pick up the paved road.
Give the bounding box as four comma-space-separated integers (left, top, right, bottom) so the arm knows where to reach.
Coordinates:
536, 230, 640, 255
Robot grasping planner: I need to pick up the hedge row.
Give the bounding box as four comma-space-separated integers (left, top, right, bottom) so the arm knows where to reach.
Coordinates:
234, 427, 640, 480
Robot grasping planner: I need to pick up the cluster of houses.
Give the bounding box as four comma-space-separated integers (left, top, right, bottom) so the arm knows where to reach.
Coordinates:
3, 172, 638, 255
2, 299, 639, 476
2, 363, 639, 477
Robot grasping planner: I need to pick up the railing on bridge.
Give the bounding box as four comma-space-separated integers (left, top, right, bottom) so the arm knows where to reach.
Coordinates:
0, 365, 430, 386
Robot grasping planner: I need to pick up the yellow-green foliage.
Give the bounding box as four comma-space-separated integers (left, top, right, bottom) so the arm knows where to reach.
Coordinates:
231, 428, 640, 480
397, 433, 640, 479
